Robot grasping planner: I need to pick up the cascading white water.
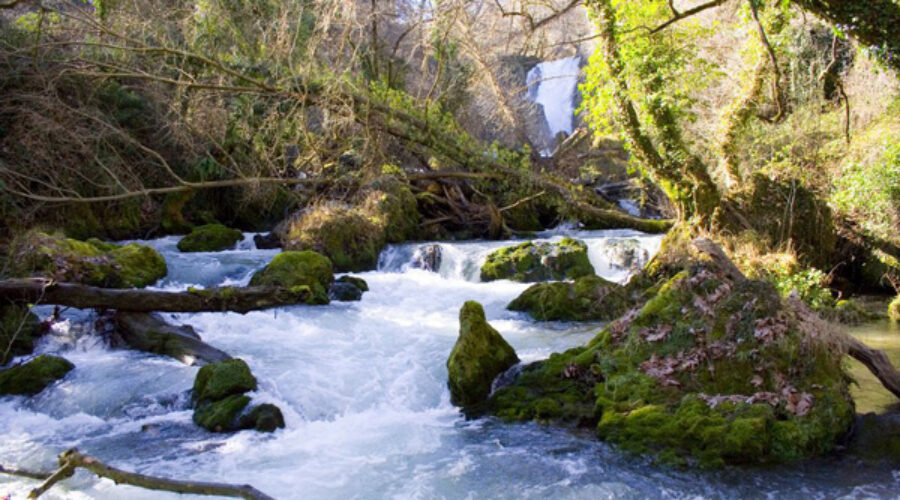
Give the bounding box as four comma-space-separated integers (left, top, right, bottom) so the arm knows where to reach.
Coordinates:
526, 56, 581, 151
1, 229, 898, 499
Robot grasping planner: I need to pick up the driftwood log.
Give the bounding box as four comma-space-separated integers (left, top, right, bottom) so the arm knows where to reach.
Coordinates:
0, 278, 313, 314
114, 312, 231, 366
1, 448, 274, 500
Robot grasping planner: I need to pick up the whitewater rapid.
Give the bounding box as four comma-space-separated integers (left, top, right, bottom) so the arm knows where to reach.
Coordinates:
1, 229, 899, 499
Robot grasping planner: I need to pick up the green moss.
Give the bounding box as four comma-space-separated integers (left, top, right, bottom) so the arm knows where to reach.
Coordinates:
0, 304, 41, 365
360, 176, 420, 243
337, 275, 369, 292
8, 232, 167, 288
490, 263, 855, 465
0, 355, 74, 396
193, 394, 252, 432
481, 238, 595, 283
160, 191, 195, 234
192, 358, 258, 405
177, 224, 244, 252
249, 251, 333, 305
847, 413, 900, 463
447, 301, 519, 407
507, 275, 631, 321
283, 203, 384, 273
889, 296, 900, 321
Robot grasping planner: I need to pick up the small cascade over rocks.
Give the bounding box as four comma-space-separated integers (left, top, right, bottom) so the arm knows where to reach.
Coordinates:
526, 55, 582, 154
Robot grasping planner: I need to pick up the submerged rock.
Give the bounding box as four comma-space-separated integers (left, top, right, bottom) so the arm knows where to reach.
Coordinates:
337, 275, 369, 292
507, 275, 630, 321
411, 244, 442, 272
177, 223, 243, 252
328, 282, 363, 302
0, 355, 74, 396
601, 238, 650, 271
447, 301, 519, 407
480, 238, 594, 283
9, 232, 166, 288
249, 251, 334, 305
490, 261, 854, 466
0, 304, 42, 365
253, 232, 281, 250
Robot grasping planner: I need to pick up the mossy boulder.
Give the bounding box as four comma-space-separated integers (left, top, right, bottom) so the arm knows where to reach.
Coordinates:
328, 282, 363, 302
490, 263, 854, 466
280, 203, 384, 273
0, 355, 74, 396
9, 232, 166, 288
191, 359, 285, 433
192, 358, 257, 405
337, 275, 369, 292
508, 275, 631, 322
0, 304, 42, 365
237, 403, 286, 432
447, 301, 519, 407
249, 251, 334, 305
359, 177, 420, 243
177, 224, 243, 252
889, 296, 900, 321
481, 238, 595, 283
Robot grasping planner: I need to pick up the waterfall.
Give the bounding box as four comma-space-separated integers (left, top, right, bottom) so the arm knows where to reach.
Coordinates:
526, 56, 582, 152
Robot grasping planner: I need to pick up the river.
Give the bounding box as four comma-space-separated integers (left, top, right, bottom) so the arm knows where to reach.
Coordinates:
1, 229, 899, 499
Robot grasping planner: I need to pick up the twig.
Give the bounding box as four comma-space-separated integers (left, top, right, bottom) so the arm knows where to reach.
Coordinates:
499, 190, 547, 212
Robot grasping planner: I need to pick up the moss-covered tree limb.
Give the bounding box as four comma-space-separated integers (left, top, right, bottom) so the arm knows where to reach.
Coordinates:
0, 279, 315, 314
8, 448, 274, 500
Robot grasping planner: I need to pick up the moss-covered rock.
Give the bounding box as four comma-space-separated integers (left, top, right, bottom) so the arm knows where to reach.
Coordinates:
9, 232, 166, 288
0, 304, 42, 366
237, 403, 286, 432
337, 275, 369, 292
481, 238, 594, 283
192, 358, 257, 405
447, 301, 519, 407
193, 394, 252, 432
190, 359, 286, 433
249, 251, 333, 305
328, 282, 363, 302
889, 296, 900, 321
281, 203, 384, 273
359, 177, 420, 243
0, 355, 74, 396
507, 275, 631, 322
177, 223, 243, 252
490, 263, 854, 466
847, 413, 900, 463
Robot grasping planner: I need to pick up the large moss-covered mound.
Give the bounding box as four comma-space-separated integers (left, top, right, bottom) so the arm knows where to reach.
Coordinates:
0, 304, 42, 365
508, 275, 631, 321
281, 203, 384, 273
447, 301, 519, 407
249, 251, 334, 305
481, 238, 595, 283
490, 263, 854, 467
0, 355, 74, 396
177, 223, 243, 252
9, 232, 167, 288
278, 176, 419, 272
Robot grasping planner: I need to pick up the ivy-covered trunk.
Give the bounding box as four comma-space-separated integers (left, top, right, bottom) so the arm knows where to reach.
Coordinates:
586, 0, 721, 222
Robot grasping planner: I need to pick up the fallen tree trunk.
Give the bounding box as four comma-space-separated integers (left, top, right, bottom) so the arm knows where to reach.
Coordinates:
0, 278, 313, 314
114, 312, 231, 366
2, 448, 273, 500
845, 336, 900, 400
